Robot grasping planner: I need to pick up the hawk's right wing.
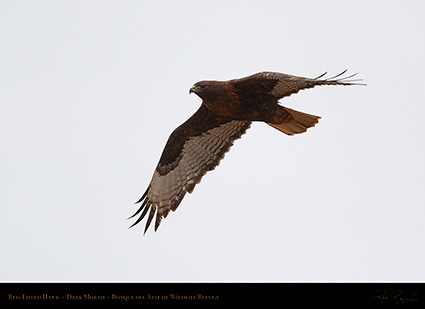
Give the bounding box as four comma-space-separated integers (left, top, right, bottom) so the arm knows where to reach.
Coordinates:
130, 105, 251, 233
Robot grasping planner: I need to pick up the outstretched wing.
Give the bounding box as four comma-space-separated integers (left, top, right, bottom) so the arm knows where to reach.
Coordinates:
130, 105, 251, 233
231, 70, 364, 100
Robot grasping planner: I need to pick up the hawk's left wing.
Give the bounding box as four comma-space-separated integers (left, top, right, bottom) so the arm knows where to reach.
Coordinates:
130, 105, 251, 233
232, 70, 364, 100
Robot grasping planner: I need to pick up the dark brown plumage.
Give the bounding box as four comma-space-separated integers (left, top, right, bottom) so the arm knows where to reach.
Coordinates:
130, 70, 363, 233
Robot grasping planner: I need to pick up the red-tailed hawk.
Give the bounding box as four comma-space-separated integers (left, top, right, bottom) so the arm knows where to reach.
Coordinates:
130, 70, 363, 233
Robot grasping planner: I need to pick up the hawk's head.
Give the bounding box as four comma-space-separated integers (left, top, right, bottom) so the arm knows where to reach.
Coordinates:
189, 82, 208, 95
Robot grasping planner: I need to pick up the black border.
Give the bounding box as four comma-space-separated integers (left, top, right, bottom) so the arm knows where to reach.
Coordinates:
2, 282, 424, 307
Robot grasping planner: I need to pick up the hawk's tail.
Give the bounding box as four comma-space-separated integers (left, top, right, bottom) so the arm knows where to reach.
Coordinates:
266, 106, 321, 136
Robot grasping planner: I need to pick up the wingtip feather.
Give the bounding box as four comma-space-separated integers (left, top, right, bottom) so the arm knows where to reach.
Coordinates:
318, 70, 366, 86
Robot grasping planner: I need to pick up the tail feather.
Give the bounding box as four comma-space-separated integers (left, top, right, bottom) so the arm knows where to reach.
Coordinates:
267, 106, 321, 136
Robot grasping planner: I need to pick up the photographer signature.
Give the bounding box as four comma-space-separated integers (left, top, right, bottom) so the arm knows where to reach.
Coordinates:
369, 289, 419, 305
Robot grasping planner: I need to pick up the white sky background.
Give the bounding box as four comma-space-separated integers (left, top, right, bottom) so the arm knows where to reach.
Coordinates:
1, 0, 425, 282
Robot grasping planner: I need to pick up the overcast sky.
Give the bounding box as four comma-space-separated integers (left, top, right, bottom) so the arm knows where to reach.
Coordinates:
1, 0, 425, 282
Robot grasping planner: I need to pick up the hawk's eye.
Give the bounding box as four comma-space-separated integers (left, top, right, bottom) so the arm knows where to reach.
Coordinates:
197, 83, 206, 90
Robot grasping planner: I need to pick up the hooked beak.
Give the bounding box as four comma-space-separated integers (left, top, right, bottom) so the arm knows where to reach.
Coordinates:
189, 86, 196, 94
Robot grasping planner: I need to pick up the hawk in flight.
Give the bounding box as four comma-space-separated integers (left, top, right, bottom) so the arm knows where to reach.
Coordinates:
130, 70, 363, 233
